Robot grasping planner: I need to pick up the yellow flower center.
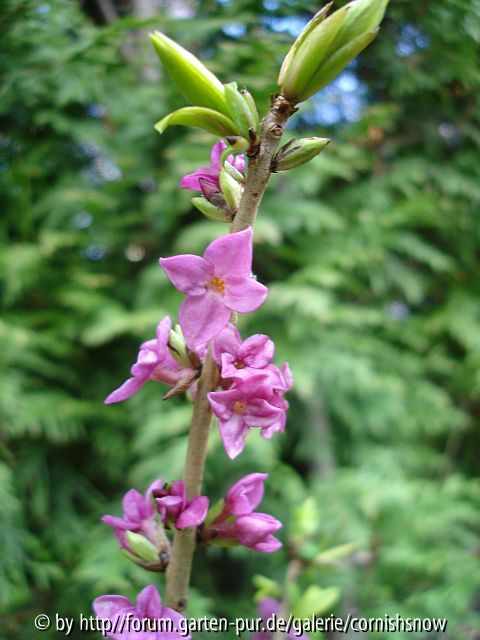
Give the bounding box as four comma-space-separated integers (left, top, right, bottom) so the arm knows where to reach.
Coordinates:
209, 276, 225, 294
233, 400, 246, 414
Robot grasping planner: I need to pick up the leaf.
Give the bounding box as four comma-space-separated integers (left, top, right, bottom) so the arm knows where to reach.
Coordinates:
149, 31, 228, 114
155, 107, 240, 137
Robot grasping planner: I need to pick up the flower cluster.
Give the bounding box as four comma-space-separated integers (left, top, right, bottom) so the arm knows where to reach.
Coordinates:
103, 479, 208, 562
208, 324, 292, 459
201, 473, 282, 553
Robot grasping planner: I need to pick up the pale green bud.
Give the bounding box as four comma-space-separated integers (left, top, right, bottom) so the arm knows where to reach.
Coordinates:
220, 168, 243, 211
168, 327, 190, 368
191, 197, 232, 222
272, 137, 330, 172
125, 531, 159, 563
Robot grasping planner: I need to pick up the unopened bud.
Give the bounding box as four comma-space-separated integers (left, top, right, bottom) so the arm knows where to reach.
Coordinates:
168, 327, 190, 368
278, 0, 389, 102
219, 168, 243, 212
191, 196, 232, 222
272, 137, 330, 172
125, 531, 160, 563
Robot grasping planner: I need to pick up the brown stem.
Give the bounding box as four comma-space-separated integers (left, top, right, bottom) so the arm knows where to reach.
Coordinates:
165, 93, 297, 613
231, 94, 297, 232
165, 346, 217, 611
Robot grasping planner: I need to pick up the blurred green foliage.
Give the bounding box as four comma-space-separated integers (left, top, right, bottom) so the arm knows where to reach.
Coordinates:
1, 0, 480, 638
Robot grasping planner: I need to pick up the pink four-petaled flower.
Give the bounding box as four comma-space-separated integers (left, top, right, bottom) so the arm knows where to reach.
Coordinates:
212, 323, 274, 380
160, 228, 268, 348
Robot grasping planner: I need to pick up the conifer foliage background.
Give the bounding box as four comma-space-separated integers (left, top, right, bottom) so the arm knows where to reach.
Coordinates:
1, 1, 480, 638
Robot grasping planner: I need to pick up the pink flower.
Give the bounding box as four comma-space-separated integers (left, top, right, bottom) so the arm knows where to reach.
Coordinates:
154, 480, 208, 530
213, 323, 274, 380
93, 584, 189, 640
160, 228, 268, 348
101, 479, 167, 570
208, 373, 286, 459
201, 473, 281, 553
179, 140, 245, 192
105, 317, 191, 404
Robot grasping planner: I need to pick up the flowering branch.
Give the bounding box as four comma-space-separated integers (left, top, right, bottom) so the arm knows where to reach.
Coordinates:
94, 2, 390, 636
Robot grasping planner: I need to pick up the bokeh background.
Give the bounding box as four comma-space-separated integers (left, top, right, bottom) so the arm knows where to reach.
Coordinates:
1, 0, 480, 638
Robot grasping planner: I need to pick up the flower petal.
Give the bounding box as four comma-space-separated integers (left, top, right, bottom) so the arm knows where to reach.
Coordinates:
179, 167, 219, 191
210, 140, 227, 171
177, 496, 209, 529
212, 323, 241, 364
122, 489, 145, 523
136, 584, 163, 619
239, 334, 274, 368
208, 388, 241, 420
160, 255, 212, 295
218, 413, 249, 459
226, 473, 267, 516
93, 595, 132, 621
204, 228, 253, 278
224, 277, 268, 313
104, 376, 146, 404
179, 291, 231, 348
250, 534, 282, 553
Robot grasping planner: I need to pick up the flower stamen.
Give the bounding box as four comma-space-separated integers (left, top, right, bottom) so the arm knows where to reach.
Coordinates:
209, 276, 225, 294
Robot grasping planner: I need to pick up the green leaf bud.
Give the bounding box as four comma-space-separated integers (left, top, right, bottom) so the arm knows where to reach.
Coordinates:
280, 6, 348, 100
278, 0, 389, 102
272, 137, 330, 172
303, 29, 379, 99
278, 2, 333, 86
